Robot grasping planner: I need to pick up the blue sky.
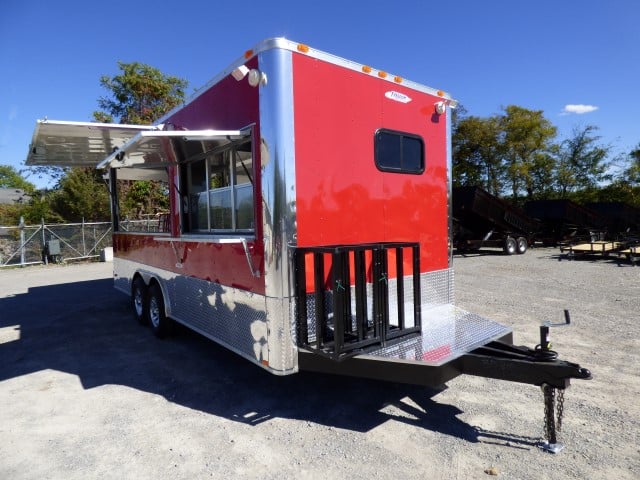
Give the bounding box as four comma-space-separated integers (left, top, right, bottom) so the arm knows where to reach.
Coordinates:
1, 0, 638, 188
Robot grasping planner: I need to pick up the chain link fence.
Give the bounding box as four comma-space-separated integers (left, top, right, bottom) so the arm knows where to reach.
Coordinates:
0, 219, 113, 268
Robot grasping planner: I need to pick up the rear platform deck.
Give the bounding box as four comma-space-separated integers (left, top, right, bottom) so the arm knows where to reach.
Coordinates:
299, 302, 512, 387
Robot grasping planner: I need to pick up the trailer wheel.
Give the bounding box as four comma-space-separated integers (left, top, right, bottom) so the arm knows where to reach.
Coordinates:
503, 237, 517, 255
131, 277, 147, 325
516, 237, 528, 254
147, 283, 171, 338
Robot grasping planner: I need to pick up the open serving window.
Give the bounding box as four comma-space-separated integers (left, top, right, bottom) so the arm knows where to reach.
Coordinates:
104, 126, 254, 235
26, 119, 254, 236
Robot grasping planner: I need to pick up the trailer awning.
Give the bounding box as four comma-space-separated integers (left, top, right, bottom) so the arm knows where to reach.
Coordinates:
97, 128, 251, 169
26, 120, 158, 167
26, 119, 251, 170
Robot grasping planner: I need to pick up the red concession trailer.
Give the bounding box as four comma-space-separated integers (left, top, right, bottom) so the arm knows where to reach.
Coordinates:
26, 38, 590, 452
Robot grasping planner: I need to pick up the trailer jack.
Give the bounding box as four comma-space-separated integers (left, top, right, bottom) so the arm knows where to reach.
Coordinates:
456, 310, 592, 453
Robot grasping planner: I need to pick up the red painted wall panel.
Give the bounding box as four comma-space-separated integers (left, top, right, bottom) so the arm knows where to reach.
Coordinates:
113, 234, 263, 292
292, 54, 449, 273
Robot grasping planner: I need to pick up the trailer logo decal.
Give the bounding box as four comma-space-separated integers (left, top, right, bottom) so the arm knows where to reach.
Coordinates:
385, 91, 412, 103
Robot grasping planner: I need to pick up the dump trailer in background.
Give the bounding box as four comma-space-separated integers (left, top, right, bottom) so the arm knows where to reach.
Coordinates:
587, 202, 640, 237
453, 186, 539, 254
525, 199, 606, 247
26, 38, 590, 452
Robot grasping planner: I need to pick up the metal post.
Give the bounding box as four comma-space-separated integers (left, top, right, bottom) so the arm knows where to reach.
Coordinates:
354, 249, 367, 341
40, 218, 48, 265
332, 249, 346, 355
109, 169, 119, 232
20, 217, 26, 266
81, 217, 86, 256
313, 252, 326, 349
540, 325, 550, 350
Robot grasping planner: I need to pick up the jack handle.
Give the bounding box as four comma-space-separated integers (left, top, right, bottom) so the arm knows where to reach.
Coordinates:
538, 310, 571, 359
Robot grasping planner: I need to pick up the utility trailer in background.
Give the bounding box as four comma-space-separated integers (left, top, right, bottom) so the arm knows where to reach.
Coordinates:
559, 202, 640, 262
452, 186, 539, 255
617, 245, 640, 265
26, 38, 590, 452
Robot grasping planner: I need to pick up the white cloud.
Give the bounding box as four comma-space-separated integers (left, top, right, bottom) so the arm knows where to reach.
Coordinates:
561, 104, 599, 115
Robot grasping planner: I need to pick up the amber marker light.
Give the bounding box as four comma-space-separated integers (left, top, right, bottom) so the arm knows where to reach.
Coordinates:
437, 90, 445, 97
297, 43, 310, 53
378, 71, 388, 78
244, 50, 253, 59
362, 65, 373, 73
394, 76, 403, 83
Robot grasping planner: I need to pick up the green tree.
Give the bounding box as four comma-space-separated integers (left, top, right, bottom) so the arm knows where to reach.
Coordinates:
50, 168, 111, 222
20, 192, 64, 224
117, 178, 170, 219
94, 61, 188, 124
0, 165, 35, 192
0, 165, 38, 225
555, 125, 611, 198
90, 61, 187, 219
591, 144, 640, 208
624, 143, 640, 185
500, 105, 557, 201
527, 150, 557, 200
452, 115, 505, 195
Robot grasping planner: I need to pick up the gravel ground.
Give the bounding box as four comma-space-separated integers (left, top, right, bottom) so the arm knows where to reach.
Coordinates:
0, 248, 638, 479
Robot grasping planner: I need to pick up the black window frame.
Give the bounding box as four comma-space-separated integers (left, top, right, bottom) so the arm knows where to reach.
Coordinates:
178, 137, 255, 235
374, 128, 425, 174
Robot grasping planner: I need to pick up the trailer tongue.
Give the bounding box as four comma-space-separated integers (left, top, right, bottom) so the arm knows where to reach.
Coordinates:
25, 38, 591, 453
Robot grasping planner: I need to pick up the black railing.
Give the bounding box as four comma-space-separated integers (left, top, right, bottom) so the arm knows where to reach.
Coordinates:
294, 242, 421, 361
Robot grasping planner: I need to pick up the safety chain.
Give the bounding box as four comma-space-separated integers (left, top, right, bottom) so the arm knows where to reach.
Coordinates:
542, 385, 566, 443
543, 385, 554, 441
556, 388, 565, 432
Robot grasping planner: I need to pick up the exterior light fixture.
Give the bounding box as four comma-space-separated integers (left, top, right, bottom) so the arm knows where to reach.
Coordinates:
248, 69, 267, 87
232, 65, 250, 81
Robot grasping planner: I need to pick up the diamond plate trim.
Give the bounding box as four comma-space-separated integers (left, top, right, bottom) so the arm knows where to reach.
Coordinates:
113, 258, 297, 374
297, 267, 509, 366
365, 304, 510, 366
300, 268, 454, 340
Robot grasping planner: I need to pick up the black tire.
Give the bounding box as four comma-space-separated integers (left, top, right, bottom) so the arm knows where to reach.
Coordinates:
516, 237, 528, 254
131, 277, 148, 325
147, 283, 171, 338
503, 236, 517, 255
502, 237, 518, 255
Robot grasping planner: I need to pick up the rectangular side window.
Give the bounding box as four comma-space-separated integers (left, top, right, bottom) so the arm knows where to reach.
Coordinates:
180, 138, 254, 234
374, 129, 425, 174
